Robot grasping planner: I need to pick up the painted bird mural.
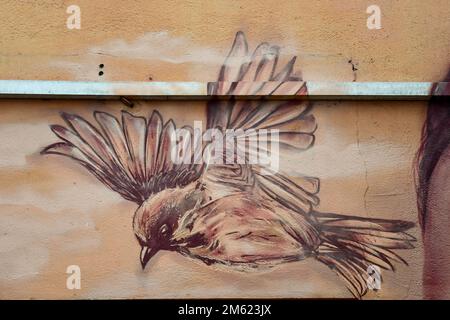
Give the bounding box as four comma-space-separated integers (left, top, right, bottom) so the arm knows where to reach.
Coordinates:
42, 31, 415, 298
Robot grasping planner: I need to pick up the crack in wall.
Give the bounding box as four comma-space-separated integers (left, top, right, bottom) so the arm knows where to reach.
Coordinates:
348, 58, 359, 82
356, 106, 370, 216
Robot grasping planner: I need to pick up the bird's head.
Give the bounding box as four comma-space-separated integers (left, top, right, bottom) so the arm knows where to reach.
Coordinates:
132, 183, 205, 269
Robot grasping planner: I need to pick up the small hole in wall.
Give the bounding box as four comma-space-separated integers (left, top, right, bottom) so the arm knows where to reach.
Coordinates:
98, 64, 105, 76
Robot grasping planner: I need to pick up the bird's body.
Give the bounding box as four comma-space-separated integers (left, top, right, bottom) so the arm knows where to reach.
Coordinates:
42, 31, 416, 298
132, 180, 319, 270
173, 191, 320, 269
139, 185, 320, 269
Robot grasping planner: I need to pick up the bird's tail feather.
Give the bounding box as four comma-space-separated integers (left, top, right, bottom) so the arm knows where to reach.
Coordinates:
314, 211, 416, 298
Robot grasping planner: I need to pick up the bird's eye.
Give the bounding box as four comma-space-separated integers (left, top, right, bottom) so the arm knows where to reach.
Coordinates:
159, 224, 169, 235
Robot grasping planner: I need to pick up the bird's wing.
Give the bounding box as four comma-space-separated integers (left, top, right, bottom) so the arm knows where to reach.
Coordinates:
203, 31, 320, 214
42, 110, 204, 204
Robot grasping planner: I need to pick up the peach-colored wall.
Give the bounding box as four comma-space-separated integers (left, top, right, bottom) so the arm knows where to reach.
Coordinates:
0, 99, 424, 299
1, 0, 449, 299
1, 0, 449, 82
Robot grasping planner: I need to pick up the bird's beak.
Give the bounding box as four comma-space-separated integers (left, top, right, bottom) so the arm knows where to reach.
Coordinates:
140, 246, 158, 270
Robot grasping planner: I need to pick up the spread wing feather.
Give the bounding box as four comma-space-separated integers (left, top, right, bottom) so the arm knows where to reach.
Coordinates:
42, 110, 204, 204
205, 31, 319, 214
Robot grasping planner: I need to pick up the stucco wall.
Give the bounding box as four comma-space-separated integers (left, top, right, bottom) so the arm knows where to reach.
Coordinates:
1, 0, 450, 299
1, 0, 449, 82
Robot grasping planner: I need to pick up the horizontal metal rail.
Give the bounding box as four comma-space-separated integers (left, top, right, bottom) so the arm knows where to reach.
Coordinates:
0, 80, 448, 100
